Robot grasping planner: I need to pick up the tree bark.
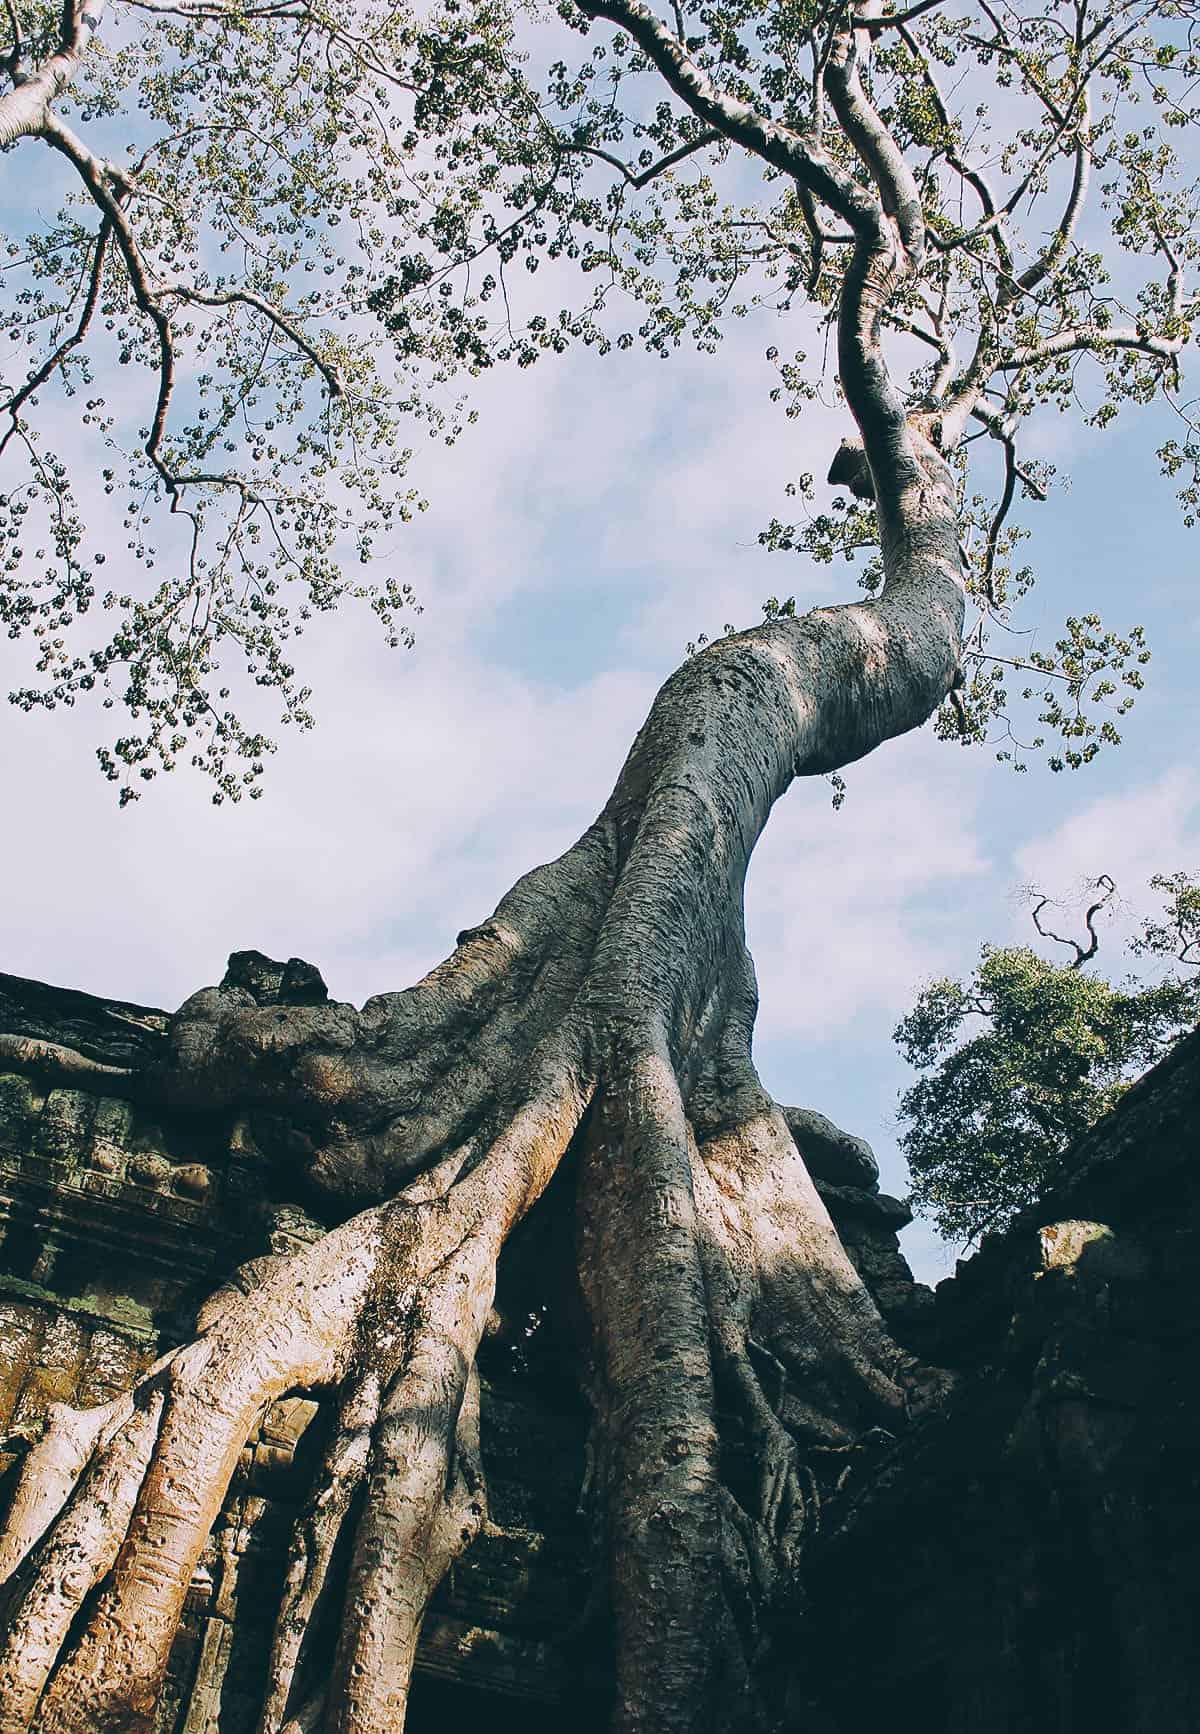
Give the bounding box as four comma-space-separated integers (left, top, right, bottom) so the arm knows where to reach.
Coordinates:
0, 442, 963, 1728
0, 89, 966, 1696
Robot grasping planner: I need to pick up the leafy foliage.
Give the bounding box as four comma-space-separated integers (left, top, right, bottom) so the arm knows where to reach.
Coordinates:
895, 873, 1200, 1243
1, 0, 1197, 798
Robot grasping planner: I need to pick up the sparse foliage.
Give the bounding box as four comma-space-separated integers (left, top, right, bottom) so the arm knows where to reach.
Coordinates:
1, 0, 1197, 798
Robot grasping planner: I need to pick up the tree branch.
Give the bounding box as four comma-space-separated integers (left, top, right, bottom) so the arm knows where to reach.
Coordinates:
0, 0, 107, 147
1030, 875, 1116, 969
163, 283, 345, 400
575, 0, 877, 233
36, 106, 347, 517
559, 128, 720, 190
979, 430, 1017, 605
1013, 90, 1091, 300
0, 218, 110, 457
969, 401, 1047, 500
896, 22, 1012, 278
999, 323, 1186, 370
3, 0, 27, 82
825, 7, 924, 264
853, 0, 947, 31
40, 112, 182, 492
575, 0, 939, 506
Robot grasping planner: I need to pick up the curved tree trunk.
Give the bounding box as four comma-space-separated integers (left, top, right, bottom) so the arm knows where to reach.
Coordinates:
0, 74, 968, 1693
0, 425, 964, 1730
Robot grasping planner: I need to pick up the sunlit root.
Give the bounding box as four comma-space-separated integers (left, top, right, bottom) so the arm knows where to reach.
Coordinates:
258, 1375, 382, 1734
20, 1211, 389, 1733
0, 1389, 166, 1731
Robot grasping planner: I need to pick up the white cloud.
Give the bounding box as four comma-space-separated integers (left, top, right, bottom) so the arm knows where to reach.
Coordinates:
0, 292, 859, 1017
748, 729, 989, 1037
1, 609, 654, 1009
1012, 767, 1200, 953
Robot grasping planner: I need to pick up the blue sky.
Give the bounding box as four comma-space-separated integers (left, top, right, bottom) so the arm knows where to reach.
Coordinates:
2, 147, 1198, 1286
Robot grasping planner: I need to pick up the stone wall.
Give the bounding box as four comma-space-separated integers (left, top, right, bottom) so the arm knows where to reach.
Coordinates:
2, 967, 1196, 1731
798, 1027, 1200, 1734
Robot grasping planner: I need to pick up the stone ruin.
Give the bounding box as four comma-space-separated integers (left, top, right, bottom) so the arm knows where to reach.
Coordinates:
1, 961, 1197, 1732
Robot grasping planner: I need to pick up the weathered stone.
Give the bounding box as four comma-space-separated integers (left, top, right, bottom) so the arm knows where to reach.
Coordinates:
0, 1072, 38, 1146
220, 949, 330, 1007
782, 1107, 881, 1190
35, 1088, 96, 1164
0, 970, 166, 1066
172, 1162, 213, 1199
128, 1150, 173, 1188
798, 1029, 1200, 1734
815, 1181, 909, 1224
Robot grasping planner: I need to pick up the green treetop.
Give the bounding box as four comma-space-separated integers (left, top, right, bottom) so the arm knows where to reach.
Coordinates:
896, 871, 1200, 1243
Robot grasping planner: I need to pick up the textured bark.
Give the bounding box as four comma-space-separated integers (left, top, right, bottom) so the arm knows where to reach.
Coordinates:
0, 414, 965, 1729
0, 532, 961, 1730
0, 165, 967, 1722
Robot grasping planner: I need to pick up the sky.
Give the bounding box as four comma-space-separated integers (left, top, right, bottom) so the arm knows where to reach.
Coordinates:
3, 87, 1199, 1287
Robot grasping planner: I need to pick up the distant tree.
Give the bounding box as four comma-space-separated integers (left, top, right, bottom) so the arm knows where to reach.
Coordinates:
896, 873, 1200, 1242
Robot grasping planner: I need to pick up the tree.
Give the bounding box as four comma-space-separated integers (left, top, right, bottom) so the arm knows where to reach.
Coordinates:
0, 0, 1197, 1730
897, 873, 1200, 1243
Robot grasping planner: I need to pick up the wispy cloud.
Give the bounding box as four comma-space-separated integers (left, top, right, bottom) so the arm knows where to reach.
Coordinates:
749, 730, 989, 1037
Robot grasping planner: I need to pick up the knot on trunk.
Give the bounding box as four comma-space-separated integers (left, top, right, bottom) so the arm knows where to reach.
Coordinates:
827, 437, 875, 501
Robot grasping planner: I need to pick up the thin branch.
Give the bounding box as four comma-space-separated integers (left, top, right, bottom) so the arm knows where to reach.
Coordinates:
40, 113, 183, 493
3, 0, 26, 80
163, 284, 344, 399
0, 218, 110, 457
576, 0, 877, 233
967, 406, 1043, 503
897, 22, 1011, 277
929, 53, 1094, 263
558, 128, 719, 190
35, 107, 348, 521
1030, 875, 1116, 968
1012, 18, 1092, 302
971, 652, 1074, 680
796, 183, 826, 291
852, 0, 947, 31
117, 0, 305, 14
979, 430, 1017, 605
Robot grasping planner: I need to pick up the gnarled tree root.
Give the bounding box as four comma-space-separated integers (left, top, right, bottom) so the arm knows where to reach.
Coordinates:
0, 517, 964, 1730
0, 1010, 935, 1734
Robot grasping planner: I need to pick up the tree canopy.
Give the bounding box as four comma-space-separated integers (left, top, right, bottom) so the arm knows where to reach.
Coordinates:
1, 0, 1196, 799
896, 871, 1200, 1242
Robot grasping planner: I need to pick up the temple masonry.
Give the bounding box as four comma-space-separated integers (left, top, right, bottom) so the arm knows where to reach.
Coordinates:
0, 961, 1197, 1732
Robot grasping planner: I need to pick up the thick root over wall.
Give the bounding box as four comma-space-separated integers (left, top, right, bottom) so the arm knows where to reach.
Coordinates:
0, 429, 966, 1733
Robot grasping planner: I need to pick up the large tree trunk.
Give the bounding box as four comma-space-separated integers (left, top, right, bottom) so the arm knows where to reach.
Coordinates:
0, 423, 964, 1731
